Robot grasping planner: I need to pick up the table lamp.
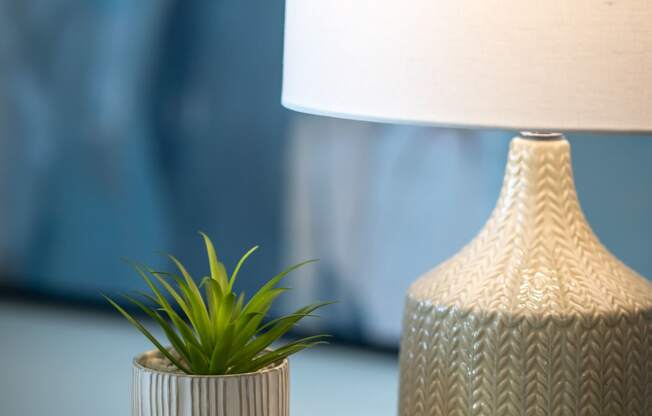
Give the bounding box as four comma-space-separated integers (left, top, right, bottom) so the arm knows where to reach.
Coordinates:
282, 1, 652, 415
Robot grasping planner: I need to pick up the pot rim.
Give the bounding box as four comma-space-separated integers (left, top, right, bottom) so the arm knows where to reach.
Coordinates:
133, 348, 288, 379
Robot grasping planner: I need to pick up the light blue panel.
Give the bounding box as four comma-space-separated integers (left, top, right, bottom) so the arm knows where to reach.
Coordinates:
569, 133, 652, 277
282, 123, 652, 345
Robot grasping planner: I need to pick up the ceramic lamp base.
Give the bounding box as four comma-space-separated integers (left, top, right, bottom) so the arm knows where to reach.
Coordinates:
398, 135, 652, 416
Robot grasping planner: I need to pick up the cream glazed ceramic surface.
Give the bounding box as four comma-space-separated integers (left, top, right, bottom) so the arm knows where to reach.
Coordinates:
133, 349, 289, 416
399, 136, 652, 416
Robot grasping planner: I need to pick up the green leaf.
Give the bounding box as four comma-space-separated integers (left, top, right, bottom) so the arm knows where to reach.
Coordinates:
122, 294, 191, 367
199, 232, 229, 291
233, 335, 329, 374
110, 236, 331, 376
245, 260, 318, 310
254, 313, 318, 334
230, 301, 331, 365
187, 342, 209, 373
103, 295, 192, 374
202, 277, 222, 324
135, 290, 161, 307
150, 271, 194, 327
209, 322, 236, 374
228, 245, 259, 290
241, 287, 289, 320
218, 294, 236, 344
234, 292, 246, 318
161, 273, 197, 320
231, 288, 289, 352
167, 254, 212, 347
130, 265, 204, 355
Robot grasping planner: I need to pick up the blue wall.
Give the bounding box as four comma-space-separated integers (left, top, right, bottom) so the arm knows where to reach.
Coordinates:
1, 1, 651, 346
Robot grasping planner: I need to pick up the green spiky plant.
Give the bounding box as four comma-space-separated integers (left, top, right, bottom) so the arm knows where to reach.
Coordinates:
105, 233, 331, 375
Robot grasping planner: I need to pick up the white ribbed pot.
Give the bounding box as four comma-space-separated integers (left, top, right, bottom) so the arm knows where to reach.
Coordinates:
132, 349, 289, 416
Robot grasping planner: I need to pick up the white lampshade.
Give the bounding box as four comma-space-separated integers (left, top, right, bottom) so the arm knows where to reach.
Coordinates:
282, 0, 652, 132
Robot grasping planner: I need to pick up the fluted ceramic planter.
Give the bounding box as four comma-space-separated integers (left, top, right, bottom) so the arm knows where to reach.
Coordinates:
132, 349, 289, 416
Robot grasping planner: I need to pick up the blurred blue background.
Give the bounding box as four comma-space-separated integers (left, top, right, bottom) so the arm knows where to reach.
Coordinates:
0, 3, 652, 414
1, 0, 652, 347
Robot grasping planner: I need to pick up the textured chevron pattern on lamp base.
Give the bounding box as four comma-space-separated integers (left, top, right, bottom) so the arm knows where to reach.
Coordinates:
399, 135, 652, 416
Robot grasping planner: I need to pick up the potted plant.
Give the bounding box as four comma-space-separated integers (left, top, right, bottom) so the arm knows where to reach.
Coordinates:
105, 233, 331, 416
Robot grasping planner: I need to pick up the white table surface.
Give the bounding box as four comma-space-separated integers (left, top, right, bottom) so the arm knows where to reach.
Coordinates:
0, 299, 398, 416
